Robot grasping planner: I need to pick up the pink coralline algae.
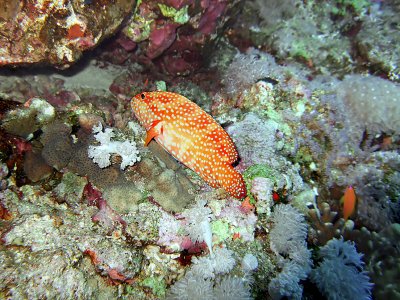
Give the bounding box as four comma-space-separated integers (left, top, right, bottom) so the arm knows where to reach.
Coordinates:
198, 1, 227, 34
146, 21, 180, 59
84, 183, 127, 230
121, 0, 240, 75
0, 0, 135, 68
91, 199, 127, 230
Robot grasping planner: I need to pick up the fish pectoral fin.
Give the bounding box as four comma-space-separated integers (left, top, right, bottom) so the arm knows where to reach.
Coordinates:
145, 120, 163, 146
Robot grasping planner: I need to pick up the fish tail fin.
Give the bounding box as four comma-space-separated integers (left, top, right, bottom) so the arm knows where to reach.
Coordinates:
216, 164, 247, 199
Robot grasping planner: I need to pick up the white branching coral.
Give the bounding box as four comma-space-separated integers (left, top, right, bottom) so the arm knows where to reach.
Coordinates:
168, 274, 251, 300
88, 122, 140, 170
268, 260, 308, 300
191, 255, 215, 279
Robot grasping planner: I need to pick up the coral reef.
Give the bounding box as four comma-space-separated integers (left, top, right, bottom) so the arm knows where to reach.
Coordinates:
0, 0, 399, 298
234, 0, 399, 78
356, 1, 400, 81
0, 184, 143, 297
244, 0, 354, 75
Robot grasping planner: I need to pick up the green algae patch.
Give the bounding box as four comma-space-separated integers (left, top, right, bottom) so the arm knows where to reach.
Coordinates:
212, 219, 231, 243
158, 4, 189, 24
141, 276, 167, 298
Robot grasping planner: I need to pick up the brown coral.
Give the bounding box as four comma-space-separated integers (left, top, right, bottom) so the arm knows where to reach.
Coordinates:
308, 201, 346, 245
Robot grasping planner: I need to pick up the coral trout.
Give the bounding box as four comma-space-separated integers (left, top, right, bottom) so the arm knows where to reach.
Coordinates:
131, 91, 247, 199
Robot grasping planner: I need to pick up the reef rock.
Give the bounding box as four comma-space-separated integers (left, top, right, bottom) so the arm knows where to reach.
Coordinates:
0, 0, 135, 68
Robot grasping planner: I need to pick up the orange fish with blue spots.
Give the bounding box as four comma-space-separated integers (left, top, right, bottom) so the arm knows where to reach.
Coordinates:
131, 91, 247, 199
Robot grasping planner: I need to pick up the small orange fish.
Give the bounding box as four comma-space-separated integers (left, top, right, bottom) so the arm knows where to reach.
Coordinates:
342, 186, 357, 220
131, 91, 247, 199
232, 232, 241, 240
241, 196, 254, 213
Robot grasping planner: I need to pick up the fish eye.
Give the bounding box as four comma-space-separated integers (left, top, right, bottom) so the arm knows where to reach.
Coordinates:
141, 93, 145, 100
